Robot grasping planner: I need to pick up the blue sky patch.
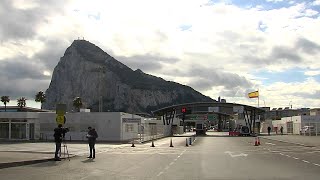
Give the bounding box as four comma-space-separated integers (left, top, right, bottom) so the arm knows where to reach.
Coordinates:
253, 68, 308, 85
179, 24, 192, 31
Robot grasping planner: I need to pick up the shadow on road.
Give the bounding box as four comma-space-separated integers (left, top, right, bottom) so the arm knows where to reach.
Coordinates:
81, 159, 95, 163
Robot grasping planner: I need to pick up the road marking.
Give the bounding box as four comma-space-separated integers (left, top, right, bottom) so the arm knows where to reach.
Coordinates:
174, 158, 178, 161
157, 172, 164, 177
177, 155, 181, 158
292, 157, 299, 160
170, 162, 174, 166
285, 155, 291, 157
279, 153, 284, 155
313, 163, 320, 166
266, 142, 276, 146
164, 166, 169, 170
302, 160, 310, 163
224, 151, 248, 158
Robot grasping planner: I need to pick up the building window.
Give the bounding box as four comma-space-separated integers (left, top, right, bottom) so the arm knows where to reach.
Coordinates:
125, 124, 134, 133
0, 123, 9, 138
11, 123, 26, 139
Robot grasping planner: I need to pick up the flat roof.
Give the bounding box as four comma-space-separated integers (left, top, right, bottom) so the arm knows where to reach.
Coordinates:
152, 101, 265, 116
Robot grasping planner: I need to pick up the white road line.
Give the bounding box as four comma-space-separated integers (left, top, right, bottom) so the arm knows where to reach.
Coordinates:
170, 162, 174, 166
157, 172, 164, 177
285, 155, 291, 157
292, 157, 299, 160
313, 163, 320, 166
177, 155, 181, 158
174, 158, 178, 161
265, 142, 276, 146
279, 153, 284, 155
302, 160, 310, 163
164, 166, 169, 170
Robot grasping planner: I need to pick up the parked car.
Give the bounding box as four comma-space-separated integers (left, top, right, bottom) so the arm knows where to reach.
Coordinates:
239, 126, 250, 136
300, 126, 315, 135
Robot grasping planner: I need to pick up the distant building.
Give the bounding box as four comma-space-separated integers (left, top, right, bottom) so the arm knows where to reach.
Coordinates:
263, 107, 308, 120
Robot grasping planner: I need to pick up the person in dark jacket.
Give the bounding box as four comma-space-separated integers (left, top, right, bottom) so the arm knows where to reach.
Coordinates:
86, 127, 98, 159
267, 126, 271, 136
53, 124, 68, 161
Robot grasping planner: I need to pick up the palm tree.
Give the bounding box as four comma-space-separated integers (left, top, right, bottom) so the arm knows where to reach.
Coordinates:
1, 96, 10, 112
73, 97, 83, 112
35, 91, 46, 109
17, 97, 27, 110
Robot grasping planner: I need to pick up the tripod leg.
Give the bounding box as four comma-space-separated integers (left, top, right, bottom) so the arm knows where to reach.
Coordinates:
66, 145, 70, 161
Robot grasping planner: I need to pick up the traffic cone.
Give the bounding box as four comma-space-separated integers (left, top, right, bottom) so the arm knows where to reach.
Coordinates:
151, 140, 155, 147
131, 141, 135, 147
257, 137, 261, 145
170, 138, 174, 147
186, 138, 189, 147
254, 137, 259, 146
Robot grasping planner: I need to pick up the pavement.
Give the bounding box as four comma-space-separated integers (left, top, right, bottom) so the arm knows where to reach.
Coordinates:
1, 132, 320, 179
0, 133, 196, 169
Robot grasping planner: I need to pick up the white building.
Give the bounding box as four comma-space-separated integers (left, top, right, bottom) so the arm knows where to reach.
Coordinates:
272, 115, 320, 134
0, 111, 173, 142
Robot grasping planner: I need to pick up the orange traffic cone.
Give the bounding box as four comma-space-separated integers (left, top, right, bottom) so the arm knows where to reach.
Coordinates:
151, 140, 155, 147
170, 138, 174, 147
254, 137, 259, 146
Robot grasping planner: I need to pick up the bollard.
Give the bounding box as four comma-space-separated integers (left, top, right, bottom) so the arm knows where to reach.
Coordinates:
131, 140, 135, 147
151, 140, 155, 147
189, 137, 192, 145
186, 138, 189, 147
170, 138, 174, 147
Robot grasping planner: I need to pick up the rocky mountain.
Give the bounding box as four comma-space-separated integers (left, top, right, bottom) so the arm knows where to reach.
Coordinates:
42, 40, 215, 113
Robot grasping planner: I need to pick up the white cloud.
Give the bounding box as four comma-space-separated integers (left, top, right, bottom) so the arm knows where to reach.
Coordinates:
313, 0, 320, 6
304, 70, 320, 76
1, 0, 320, 109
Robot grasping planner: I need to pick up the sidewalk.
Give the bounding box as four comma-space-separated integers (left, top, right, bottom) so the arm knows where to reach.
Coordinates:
259, 134, 320, 147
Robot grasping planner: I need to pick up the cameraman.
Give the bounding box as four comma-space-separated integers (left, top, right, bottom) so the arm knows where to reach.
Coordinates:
53, 124, 69, 161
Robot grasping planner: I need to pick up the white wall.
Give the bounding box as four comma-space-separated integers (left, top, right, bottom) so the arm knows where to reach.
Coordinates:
39, 112, 122, 141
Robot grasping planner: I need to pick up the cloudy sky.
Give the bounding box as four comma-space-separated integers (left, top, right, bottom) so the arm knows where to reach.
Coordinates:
1, 0, 320, 109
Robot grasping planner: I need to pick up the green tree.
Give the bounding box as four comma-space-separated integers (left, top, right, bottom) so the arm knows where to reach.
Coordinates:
1, 96, 10, 112
17, 97, 27, 110
73, 97, 83, 112
35, 91, 46, 109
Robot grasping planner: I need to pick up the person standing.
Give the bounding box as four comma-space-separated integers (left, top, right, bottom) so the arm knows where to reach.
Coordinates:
86, 127, 98, 159
53, 124, 68, 161
280, 126, 284, 135
267, 126, 271, 136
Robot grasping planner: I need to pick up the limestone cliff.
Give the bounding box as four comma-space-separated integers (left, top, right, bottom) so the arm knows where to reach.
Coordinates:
42, 40, 214, 113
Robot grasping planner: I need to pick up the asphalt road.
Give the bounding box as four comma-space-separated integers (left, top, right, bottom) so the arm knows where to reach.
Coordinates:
1, 132, 320, 180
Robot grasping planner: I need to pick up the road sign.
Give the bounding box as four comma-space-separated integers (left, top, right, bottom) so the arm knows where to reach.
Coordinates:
56, 115, 66, 125
122, 118, 141, 123
233, 106, 244, 113
208, 107, 219, 112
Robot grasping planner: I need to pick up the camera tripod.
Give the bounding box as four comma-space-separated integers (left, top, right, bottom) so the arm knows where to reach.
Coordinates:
59, 140, 70, 161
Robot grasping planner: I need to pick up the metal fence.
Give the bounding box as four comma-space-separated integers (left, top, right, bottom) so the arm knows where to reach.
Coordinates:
139, 123, 166, 142
272, 122, 320, 136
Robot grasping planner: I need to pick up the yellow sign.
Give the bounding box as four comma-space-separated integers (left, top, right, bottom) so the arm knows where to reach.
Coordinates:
56, 115, 66, 125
